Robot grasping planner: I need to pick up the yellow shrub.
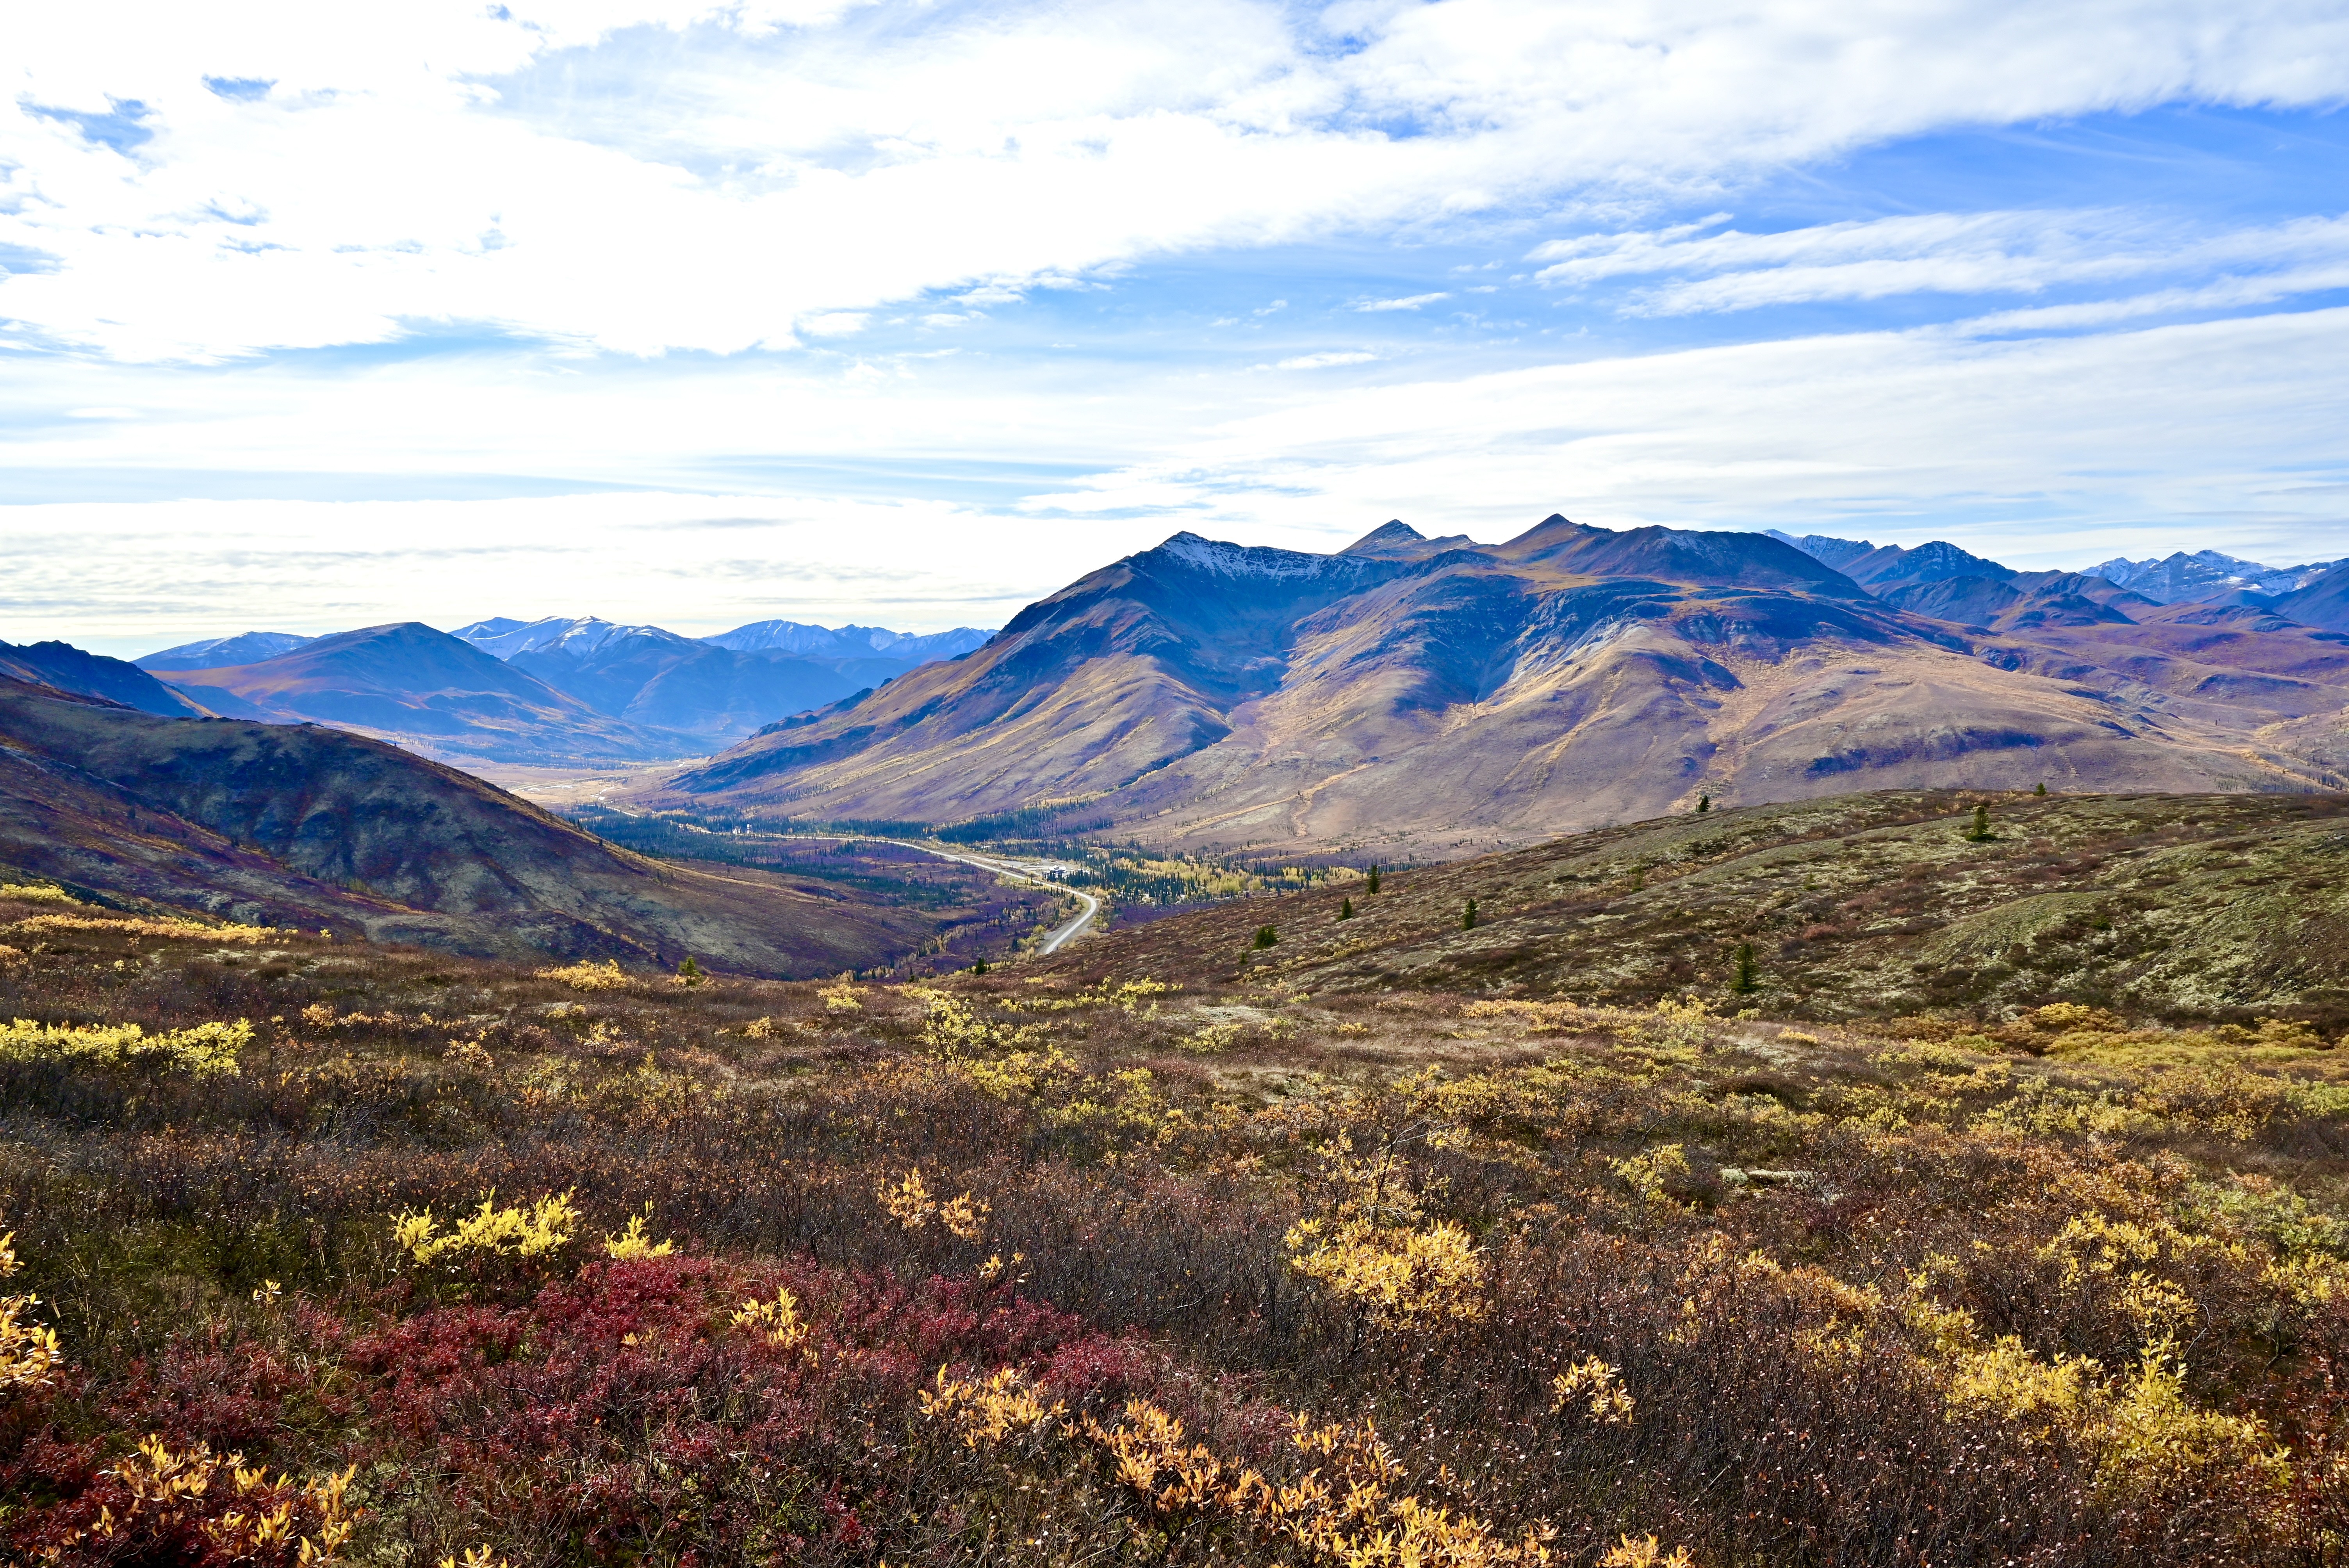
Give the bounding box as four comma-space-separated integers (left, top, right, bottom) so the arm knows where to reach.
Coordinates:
1600, 1536, 1693, 1568
818, 978, 861, 1011
394, 1191, 578, 1265
601, 1210, 676, 1261
731, 1286, 813, 1356
5, 912, 273, 942
57, 1434, 358, 1565
0, 883, 76, 903
1286, 1216, 1484, 1327
0, 1231, 64, 1395
879, 1168, 990, 1240
537, 959, 630, 992
1549, 1355, 1635, 1424
0, 1017, 249, 1076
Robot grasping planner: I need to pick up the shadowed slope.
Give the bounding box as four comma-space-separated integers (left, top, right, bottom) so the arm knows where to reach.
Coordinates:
0, 675, 932, 975
163, 622, 687, 764
0, 639, 209, 718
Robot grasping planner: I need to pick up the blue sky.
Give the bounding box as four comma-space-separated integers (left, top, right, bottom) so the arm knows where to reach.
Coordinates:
4, 2, 2347, 655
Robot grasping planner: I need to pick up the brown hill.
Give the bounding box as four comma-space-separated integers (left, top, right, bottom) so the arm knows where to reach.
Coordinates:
163, 622, 692, 765
647, 517, 2349, 857
0, 674, 934, 976
1045, 788, 2349, 1024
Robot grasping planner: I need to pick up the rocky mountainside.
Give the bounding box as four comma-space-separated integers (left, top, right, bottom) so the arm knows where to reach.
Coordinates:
1048, 788, 2349, 1024
0, 673, 932, 975
154, 622, 692, 765
2091, 549, 2338, 604
644, 517, 2349, 857
704, 619, 992, 663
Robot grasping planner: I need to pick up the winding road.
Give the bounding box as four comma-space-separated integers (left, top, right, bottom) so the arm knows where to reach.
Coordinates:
574, 795, 1100, 955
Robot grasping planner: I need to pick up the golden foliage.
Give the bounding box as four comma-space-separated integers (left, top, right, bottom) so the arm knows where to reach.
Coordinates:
818, 978, 863, 1011
1549, 1356, 1635, 1424
730, 1286, 813, 1357
601, 1209, 676, 1261
7, 912, 274, 942
1287, 1217, 1485, 1328
394, 1191, 579, 1265
56, 1434, 358, 1564
1599, 1534, 1694, 1568
536, 959, 631, 992
0, 1230, 64, 1395
879, 1168, 990, 1240
0, 1016, 249, 1076
0, 883, 76, 903
921, 1365, 1066, 1447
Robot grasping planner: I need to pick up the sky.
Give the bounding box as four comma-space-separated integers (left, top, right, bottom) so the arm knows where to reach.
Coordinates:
5, 1, 2348, 657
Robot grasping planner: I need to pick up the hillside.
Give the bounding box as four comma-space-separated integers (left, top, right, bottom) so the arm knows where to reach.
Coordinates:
647, 517, 2349, 856
5, 802, 2349, 1566
0, 673, 948, 975
159, 622, 692, 764
1054, 788, 2349, 1023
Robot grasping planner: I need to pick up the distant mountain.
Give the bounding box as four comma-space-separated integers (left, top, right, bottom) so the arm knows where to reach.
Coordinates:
1762, 530, 1879, 572
2090, 549, 2339, 604
643, 516, 2349, 857
0, 673, 933, 976
705, 619, 993, 663
0, 638, 210, 718
505, 624, 903, 741
157, 622, 684, 764
2273, 565, 2349, 633
1835, 540, 2015, 593
135, 631, 317, 671
445, 614, 985, 742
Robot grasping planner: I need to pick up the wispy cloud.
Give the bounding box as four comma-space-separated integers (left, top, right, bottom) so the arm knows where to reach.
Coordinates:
1357, 292, 1450, 311
1273, 351, 1377, 369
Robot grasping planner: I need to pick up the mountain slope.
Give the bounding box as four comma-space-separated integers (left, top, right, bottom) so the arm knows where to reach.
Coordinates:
136, 631, 316, 670
648, 517, 2349, 856
0, 674, 932, 975
0, 638, 210, 718
160, 623, 686, 764
2276, 567, 2349, 633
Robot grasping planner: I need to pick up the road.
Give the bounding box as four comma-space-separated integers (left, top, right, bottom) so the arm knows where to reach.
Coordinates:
565, 800, 1101, 955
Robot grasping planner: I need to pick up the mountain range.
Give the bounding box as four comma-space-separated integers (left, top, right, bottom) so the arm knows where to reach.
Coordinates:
0, 670, 941, 975
640, 516, 2349, 857
118, 615, 993, 764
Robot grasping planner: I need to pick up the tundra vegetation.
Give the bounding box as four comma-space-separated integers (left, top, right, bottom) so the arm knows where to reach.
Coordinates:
1, 788, 2347, 1567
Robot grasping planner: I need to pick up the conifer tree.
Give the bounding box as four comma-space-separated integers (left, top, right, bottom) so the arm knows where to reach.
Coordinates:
1339, 897, 1354, 920
1253, 924, 1278, 949
1731, 942, 1759, 995
1697, 793, 1711, 813
1367, 865, 1381, 894
1965, 803, 1994, 842
1463, 898, 1478, 930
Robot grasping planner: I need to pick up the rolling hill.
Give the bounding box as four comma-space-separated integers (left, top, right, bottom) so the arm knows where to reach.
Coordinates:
0, 672, 936, 975
645, 516, 2349, 857
1048, 788, 2349, 1023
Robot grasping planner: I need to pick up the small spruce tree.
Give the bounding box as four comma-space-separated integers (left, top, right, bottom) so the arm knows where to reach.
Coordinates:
1253, 924, 1278, 950
676, 956, 705, 985
2035, 781, 2048, 795
1463, 898, 1478, 930
971, 959, 988, 975
1696, 793, 1711, 814
1965, 803, 1994, 842
1367, 865, 1381, 894
1339, 896, 1354, 920
1731, 942, 1759, 995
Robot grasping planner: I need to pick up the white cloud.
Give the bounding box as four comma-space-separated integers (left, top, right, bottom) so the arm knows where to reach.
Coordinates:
1531, 210, 2349, 315
4, 1, 2347, 361
1273, 351, 1377, 369
1357, 292, 1450, 311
